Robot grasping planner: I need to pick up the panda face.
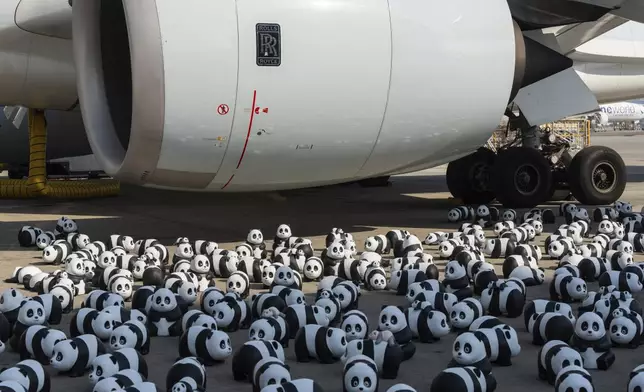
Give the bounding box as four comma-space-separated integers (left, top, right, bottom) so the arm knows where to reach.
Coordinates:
625, 272, 643, 292
50, 339, 79, 371
447, 209, 461, 222
555, 366, 593, 392
90, 312, 117, 339
284, 289, 306, 306
226, 274, 247, 296
564, 204, 579, 215
609, 316, 636, 345
176, 243, 194, 259
177, 281, 197, 303
276, 224, 292, 240
42, 245, 60, 263
364, 237, 378, 252
65, 258, 85, 277
325, 327, 348, 357
502, 210, 515, 221
548, 241, 565, 258
343, 240, 357, 257
42, 329, 67, 357
247, 229, 264, 245
450, 302, 474, 329
109, 323, 137, 350
83, 260, 97, 279
207, 330, 232, 360
405, 282, 425, 304
193, 314, 217, 330
341, 315, 368, 341
378, 306, 406, 334
213, 302, 237, 328
551, 346, 582, 376
110, 276, 133, 300
89, 354, 119, 384
444, 261, 466, 280
257, 363, 291, 390
249, 319, 275, 341
426, 310, 450, 337
575, 312, 605, 341
131, 259, 149, 279
439, 241, 455, 258
566, 277, 587, 300
274, 266, 295, 286
476, 205, 490, 217
235, 244, 252, 259
202, 289, 225, 315
368, 271, 387, 291
18, 300, 45, 325
333, 283, 357, 310
316, 297, 339, 322
98, 251, 117, 269
303, 259, 322, 280
452, 332, 486, 365
344, 360, 377, 392
49, 285, 71, 309
151, 289, 177, 312
36, 233, 52, 249
190, 255, 210, 274
262, 266, 277, 287
327, 242, 345, 260
120, 236, 135, 252
0, 288, 25, 312
62, 219, 77, 233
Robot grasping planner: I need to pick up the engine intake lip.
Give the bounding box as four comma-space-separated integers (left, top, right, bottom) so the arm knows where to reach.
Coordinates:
72, 0, 164, 184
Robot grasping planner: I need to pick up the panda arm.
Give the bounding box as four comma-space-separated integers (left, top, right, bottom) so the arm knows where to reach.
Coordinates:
596, 335, 613, 352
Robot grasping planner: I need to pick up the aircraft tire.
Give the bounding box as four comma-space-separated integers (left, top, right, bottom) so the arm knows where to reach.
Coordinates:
568, 146, 626, 205
446, 147, 496, 204
492, 147, 552, 208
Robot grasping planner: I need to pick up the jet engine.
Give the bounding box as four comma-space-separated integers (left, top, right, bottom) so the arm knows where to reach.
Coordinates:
595, 111, 610, 125
72, 0, 522, 192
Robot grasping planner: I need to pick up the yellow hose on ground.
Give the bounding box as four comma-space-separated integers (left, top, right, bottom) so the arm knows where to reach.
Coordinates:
0, 109, 120, 199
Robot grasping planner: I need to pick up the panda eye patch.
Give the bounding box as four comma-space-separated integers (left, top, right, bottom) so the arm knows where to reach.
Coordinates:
464, 343, 471, 353
581, 321, 588, 331
164, 297, 171, 305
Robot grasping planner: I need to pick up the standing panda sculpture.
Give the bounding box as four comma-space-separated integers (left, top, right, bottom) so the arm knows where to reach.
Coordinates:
537, 340, 583, 385
342, 355, 379, 392
166, 357, 207, 392
570, 312, 615, 370
293, 325, 347, 364
430, 366, 497, 392
378, 306, 416, 360
178, 326, 232, 366
50, 334, 106, 377
88, 348, 148, 385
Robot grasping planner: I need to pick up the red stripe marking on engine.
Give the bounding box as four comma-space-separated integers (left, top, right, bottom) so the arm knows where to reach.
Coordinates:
221, 174, 235, 190
236, 90, 257, 169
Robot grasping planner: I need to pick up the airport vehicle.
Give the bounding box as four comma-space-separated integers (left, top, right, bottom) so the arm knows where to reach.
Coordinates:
2, 0, 644, 206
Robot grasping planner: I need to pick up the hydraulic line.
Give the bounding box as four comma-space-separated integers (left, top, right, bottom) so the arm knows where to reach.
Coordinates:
0, 109, 120, 199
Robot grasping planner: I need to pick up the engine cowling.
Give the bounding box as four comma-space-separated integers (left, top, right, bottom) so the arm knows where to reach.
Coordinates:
595, 111, 609, 125
73, 0, 519, 191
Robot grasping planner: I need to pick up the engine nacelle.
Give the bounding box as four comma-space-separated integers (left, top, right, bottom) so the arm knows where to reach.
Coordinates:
73, 0, 518, 191
595, 111, 609, 125
0, 0, 76, 110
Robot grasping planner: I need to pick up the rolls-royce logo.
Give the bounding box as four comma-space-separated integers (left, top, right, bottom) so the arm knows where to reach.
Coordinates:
256, 23, 281, 66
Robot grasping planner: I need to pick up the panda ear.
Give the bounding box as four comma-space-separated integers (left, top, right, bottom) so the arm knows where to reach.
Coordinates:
397, 306, 405, 313
69, 340, 77, 349
380, 305, 388, 311
110, 356, 118, 364
471, 367, 482, 378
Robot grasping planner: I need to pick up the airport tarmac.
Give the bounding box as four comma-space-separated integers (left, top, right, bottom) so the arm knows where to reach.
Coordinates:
1, 133, 644, 391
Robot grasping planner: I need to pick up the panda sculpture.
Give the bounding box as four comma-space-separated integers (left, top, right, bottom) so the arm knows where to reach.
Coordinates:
284, 305, 330, 339
50, 334, 106, 377
248, 309, 289, 348
315, 295, 342, 327
178, 326, 232, 365
232, 340, 285, 382
251, 358, 291, 392
405, 301, 450, 343
388, 269, 427, 296
450, 298, 484, 332
363, 265, 387, 291
17, 325, 67, 365
537, 340, 583, 385
609, 309, 643, 348
342, 355, 378, 392
166, 357, 207, 392
147, 288, 183, 337
109, 320, 150, 355
332, 281, 360, 312
378, 305, 416, 360
472, 325, 521, 366
448, 331, 492, 375
570, 312, 615, 370
226, 271, 251, 298
598, 270, 643, 293
0, 288, 26, 324
302, 257, 324, 282
83, 290, 125, 311
93, 369, 144, 392
342, 337, 404, 380
211, 294, 251, 332
260, 379, 323, 392
88, 348, 148, 385
523, 300, 576, 331
10, 301, 48, 352
480, 281, 525, 318
0, 359, 50, 392
442, 261, 472, 301
250, 293, 287, 320
628, 364, 644, 392
527, 312, 574, 346
554, 366, 594, 392
293, 325, 347, 364
70, 308, 119, 342
430, 366, 497, 392
549, 273, 588, 303
341, 310, 369, 342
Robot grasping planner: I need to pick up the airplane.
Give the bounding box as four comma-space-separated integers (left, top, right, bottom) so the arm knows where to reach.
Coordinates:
592, 101, 644, 126
3, 0, 644, 208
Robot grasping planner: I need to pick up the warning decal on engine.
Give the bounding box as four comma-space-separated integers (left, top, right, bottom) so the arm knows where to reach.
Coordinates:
256, 23, 281, 66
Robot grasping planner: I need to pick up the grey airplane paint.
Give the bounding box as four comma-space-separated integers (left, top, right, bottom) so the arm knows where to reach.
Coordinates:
0, 107, 92, 165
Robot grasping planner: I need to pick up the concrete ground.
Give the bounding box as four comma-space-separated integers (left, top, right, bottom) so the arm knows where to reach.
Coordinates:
1, 133, 643, 392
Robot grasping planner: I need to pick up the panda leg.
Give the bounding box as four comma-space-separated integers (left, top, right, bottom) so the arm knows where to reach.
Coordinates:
493, 355, 512, 367
401, 342, 416, 361
231, 355, 247, 381
169, 320, 182, 337
381, 364, 400, 380
293, 335, 310, 363
141, 339, 151, 355
536, 361, 548, 382
548, 284, 559, 301
596, 351, 615, 370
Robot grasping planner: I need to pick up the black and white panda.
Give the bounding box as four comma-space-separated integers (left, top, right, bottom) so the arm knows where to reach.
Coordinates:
88, 348, 147, 385
251, 358, 291, 392
30, 294, 63, 325
93, 369, 143, 392
261, 264, 279, 288
480, 281, 525, 318
166, 357, 207, 392
450, 298, 484, 332
69, 308, 119, 342
315, 295, 342, 327
232, 340, 285, 382
527, 312, 574, 346
35, 231, 55, 251
181, 310, 217, 333
260, 379, 323, 392
482, 238, 515, 258
598, 270, 643, 293
364, 235, 389, 254
410, 290, 458, 316
178, 326, 232, 366
342, 355, 378, 392
447, 207, 472, 223
272, 287, 306, 308
430, 366, 496, 392
302, 257, 324, 282
537, 340, 583, 385
210, 250, 240, 278
523, 300, 575, 331
607, 250, 634, 271
442, 261, 472, 301
629, 364, 644, 392
101, 306, 147, 327
109, 320, 150, 355
17, 325, 66, 365
405, 280, 444, 304
320, 241, 345, 276
225, 271, 250, 299
501, 254, 537, 279
577, 257, 610, 282
250, 293, 287, 320
609, 309, 643, 348
293, 325, 347, 364
405, 301, 450, 343
10, 301, 48, 352
341, 310, 369, 342
546, 238, 576, 260
554, 366, 594, 392
211, 294, 251, 332
549, 273, 587, 303
49, 334, 106, 377
284, 305, 329, 339
42, 241, 72, 265
0, 359, 50, 392
48, 284, 74, 314
83, 290, 125, 311
18, 226, 42, 247
147, 288, 183, 337
332, 281, 360, 312
199, 287, 225, 317
508, 266, 545, 287
448, 331, 492, 375
378, 305, 415, 360
164, 273, 198, 306
388, 269, 427, 296
272, 266, 302, 291
249, 311, 289, 348
6, 265, 42, 287
363, 264, 387, 291
570, 312, 615, 370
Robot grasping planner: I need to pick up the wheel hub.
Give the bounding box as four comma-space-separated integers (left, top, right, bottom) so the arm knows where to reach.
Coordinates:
513, 164, 540, 196
470, 163, 491, 192
592, 161, 617, 194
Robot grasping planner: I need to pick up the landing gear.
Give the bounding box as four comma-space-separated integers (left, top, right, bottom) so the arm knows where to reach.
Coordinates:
568, 146, 626, 205
446, 148, 496, 204
492, 147, 553, 208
